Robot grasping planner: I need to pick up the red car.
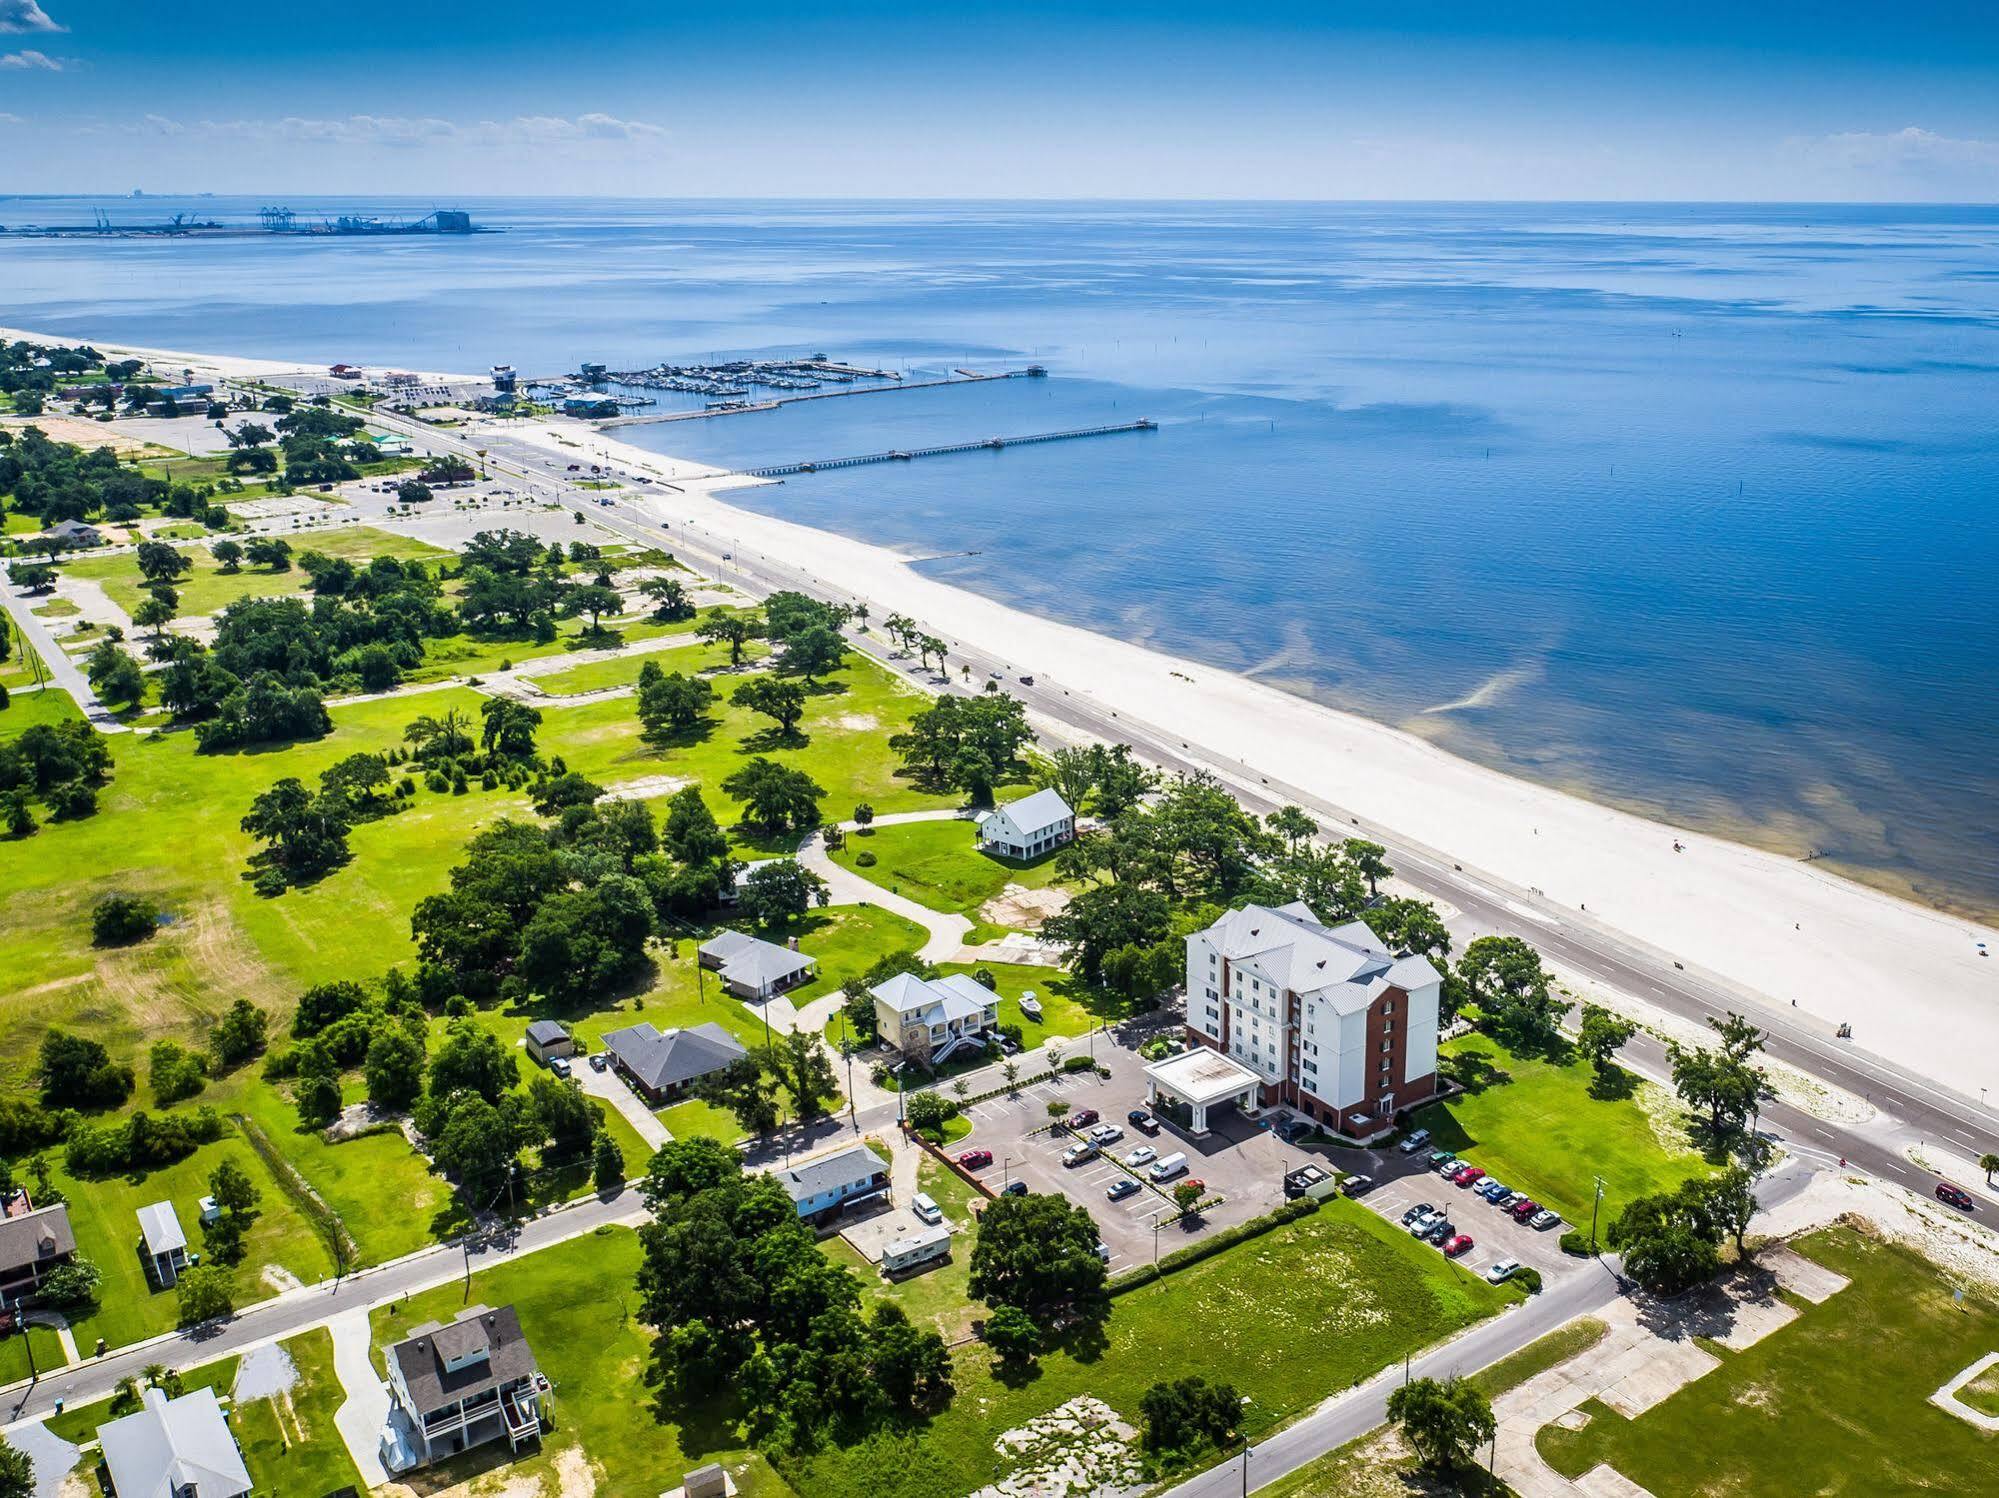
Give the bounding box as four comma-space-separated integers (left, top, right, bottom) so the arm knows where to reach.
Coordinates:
1509, 1197, 1540, 1221
1441, 1234, 1474, 1257
957, 1149, 993, 1170
1068, 1109, 1100, 1129
1451, 1165, 1486, 1187
1936, 1182, 1976, 1211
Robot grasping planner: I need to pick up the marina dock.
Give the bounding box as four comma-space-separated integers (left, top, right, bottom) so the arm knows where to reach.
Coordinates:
597, 366, 1045, 428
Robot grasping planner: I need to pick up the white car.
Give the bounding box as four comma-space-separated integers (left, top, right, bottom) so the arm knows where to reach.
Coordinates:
1485, 1258, 1523, 1284
1088, 1124, 1124, 1146
1125, 1145, 1158, 1168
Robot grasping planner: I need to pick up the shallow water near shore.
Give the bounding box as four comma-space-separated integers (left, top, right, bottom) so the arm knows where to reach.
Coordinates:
9, 196, 1998, 914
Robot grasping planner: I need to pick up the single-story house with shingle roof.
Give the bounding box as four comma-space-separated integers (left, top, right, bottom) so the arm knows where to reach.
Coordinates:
602, 1021, 749, 1105
696, 929, 816, 1000
773, 1143, 890, 1225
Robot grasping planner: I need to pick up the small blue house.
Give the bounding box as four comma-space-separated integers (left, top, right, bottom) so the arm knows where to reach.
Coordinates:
774, 1144, 889, 1224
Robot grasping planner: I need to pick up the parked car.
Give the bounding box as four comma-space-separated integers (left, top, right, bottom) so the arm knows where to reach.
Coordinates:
957, 1149, 993, 1169
1062, 1142, 1098, 1167
1127, 1108, 1159, 1132
1426, 1148, 1457, 1167
1441, 1234, 1474, 1258
587, 1052, 608, 1072
1402, 1202, 1438, 1226
912, 1191, 943, 1224
1452, 1165, 1486, 1187
1485, 1257, 1522, 1284
1509, 1197, 1541, 1221
1001, 1180, 1029, 1197
1398, 1128, 1432, 1154
1089, 1123, 1124, 1146
548, 1056, 571, 1078
1106, 1178, 1141, 1202
1019, 674, 1035, 685
1094, 1241, 1110, 1262
1125, 1145, 1159, 1168
1069, 1108, 1100, 1129
1407, 1209, 1441, 1236
1420, 1218, 1455, 1244
1936, 1182, 1977, 1211
1434, 1155, 1462, 1175
1530, 1209, 1561, 1230
1478, 1179, 1511, 1201
1340, 1173, 1375, 1197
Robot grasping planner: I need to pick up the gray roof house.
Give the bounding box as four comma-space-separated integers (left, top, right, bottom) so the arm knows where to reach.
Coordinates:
524, 1019, 573, 1064
43, 519, 104, 550
137, 1201, 188, 1289
976, 788, 1076, 859
0, 1197, 76, 1305
98, 1386, 252, 1498
602, 1021, 748, 1105
382, 1304, 544, 1473
696, 929, 816, 1000
870, 972, 1000, 1065
774, 1143, 890, 1224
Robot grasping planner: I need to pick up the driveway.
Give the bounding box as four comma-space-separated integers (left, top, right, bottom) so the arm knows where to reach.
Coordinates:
577, 1060, 671, 1150
795, 827, 971, 963
327, 1308, 390, 1488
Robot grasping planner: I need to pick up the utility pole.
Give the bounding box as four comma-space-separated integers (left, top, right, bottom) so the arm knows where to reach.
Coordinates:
1240, 1441, 1252, 1498
1590, 1174, 1607, 1254
840, 1016, 857, 1125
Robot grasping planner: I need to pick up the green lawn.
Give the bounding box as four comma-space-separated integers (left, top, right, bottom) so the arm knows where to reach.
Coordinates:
43, 1113, 339, 1350
232, 1327, 368, 1497
660, 1095, 751, 1147
782, 1201, 1513, 1498
821, 1153, 983, 1340
1537, 1226, 1999, 1496
45, 1357, 239, 1445
0, 1323, 66, 1387
530, 639, 763, 696
61, 527, 445, 618
933, 961, 1124, 1049
1412, 1033, 1712, 1231
1961, 1363, 1999, 1419
831, 817, 1069, 923
368, 1224, 788, 1498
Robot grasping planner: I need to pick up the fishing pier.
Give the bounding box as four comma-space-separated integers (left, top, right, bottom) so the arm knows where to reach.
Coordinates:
736, 419, 1156, 478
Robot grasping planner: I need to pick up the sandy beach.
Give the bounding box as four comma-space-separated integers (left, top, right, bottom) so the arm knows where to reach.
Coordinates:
15, 331, 1997, 1102
506, 416, 1999, 1104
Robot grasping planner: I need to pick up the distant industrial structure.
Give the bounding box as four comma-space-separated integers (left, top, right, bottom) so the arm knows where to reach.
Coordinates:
1, 206, 486, 239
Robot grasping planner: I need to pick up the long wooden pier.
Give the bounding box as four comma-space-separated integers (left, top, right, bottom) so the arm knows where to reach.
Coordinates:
597, 366, 1046, 429
737, 419, 1156, 478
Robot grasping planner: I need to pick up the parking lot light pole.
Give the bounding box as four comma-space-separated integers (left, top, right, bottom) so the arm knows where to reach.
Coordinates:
1590, 1175, 1607, 1254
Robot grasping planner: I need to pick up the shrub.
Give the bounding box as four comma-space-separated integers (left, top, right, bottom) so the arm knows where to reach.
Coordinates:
1559, 1230, 1592, 1257
36, 1258, 101, 1310
91, 893, 156, 947
63, 1107, 227, 1177
1511, 1265, 1544, 1294
1062, 1055, 1096, 1074
855, 850, 877, 867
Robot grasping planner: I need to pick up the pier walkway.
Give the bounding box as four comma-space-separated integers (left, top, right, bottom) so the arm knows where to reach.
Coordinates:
737, 418, 1156, 477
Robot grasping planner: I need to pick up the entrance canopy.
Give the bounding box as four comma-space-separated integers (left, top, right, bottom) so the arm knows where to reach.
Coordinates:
1144, 1049, 1264, 1135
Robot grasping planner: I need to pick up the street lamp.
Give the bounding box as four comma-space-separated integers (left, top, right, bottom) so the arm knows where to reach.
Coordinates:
1590, 1174, 1607, 1255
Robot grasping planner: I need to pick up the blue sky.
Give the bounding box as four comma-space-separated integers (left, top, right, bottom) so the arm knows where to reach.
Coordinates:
4, 1, 1998, 199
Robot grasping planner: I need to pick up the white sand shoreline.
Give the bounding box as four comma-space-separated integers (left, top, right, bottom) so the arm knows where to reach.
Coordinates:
17, 331, 1999, 1103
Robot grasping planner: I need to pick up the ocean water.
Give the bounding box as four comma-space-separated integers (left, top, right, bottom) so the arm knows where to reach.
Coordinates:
6, 196, 1997, 914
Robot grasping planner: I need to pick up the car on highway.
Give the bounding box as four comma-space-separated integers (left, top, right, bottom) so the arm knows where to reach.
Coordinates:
1936, 1182, 1977, 1211
1398, 1128, 1432, 1154
1402, 1202, 1438, 1226
1019, 674, 1035, 686
1106, 1177, 1141, 1202
1530, 1209, 1561, 1230
1419, 1218, 1455, 1244
1441, 1234, 1474, 1258
1485, 1257, 1523, 1283
957, 1149, 993, 1169
1088, 1123, 1124, 1146
1062, 1142, 1098, 1167
1125, 1145, 1158, 1168
1508, 1197, 1542, 1222
1068, 1109, 1100, 1129
1001, 1180, 1028, 1197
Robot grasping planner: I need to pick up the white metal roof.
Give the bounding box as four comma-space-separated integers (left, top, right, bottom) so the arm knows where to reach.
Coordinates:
1144, 1047, 1266, 1107
988, 787, 1074, 839
97, 1387, 251, 1498
137, 1201, 186, 1257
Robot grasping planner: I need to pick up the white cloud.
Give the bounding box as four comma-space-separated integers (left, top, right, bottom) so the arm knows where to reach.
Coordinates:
0, 47, 59, 69
1784, 125, 1999, 179
0, 111, 22, 125
0, 0, 63, 34
135, 112, 668, 152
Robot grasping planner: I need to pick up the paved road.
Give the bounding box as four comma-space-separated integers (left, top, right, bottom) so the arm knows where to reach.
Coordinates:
1, 1189, 644, 1428
0, 566, 123, 730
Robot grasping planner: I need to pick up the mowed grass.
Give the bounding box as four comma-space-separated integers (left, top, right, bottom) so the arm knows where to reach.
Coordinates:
831, 817, 1068, 920
1411, 1033, 1711, 1230
931, 961, 1125, 1049
61, 526, 445, 617
0, 1323, 66, 1387
43, 1114, 339, 1350
529, 639, 765, 696
781, 1201, 1513, 1498
1537, 1226, 1999, 1496
820, 1152, 984, 1341
232, 1326, 369, 1497
368, 1224, 791, 1498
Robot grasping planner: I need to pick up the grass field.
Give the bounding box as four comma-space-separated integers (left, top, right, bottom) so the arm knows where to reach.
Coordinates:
0, 1322, 66, 1387
1537, 1227, 1999, 1496
1412, 1033, 1712, 1231
61, 527, 446, 618
530, 638, 763, 695
232, 1327, 369, 1497
821, 1153, 984, 1341
831, 817, 1069, 923
781, 1201, 1513, 1498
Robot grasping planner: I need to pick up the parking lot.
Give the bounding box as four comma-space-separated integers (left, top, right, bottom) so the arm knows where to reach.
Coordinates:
1340, 1146, 1577, 1282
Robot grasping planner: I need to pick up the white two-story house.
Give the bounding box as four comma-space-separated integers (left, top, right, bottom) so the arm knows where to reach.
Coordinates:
1180, 901, 1441, 1142
975, 788, 1076, 860
870, 972, 1000, 1065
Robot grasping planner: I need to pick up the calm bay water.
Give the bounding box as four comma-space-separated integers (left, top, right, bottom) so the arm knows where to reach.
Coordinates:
5, 197, 1997, 912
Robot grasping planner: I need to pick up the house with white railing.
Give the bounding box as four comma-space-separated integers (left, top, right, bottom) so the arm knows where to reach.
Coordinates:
381, 1304, 546, 1473
870, 972, 999, 1065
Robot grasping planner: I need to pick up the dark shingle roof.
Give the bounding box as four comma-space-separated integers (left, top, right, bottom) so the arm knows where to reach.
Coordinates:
389, 1305, 538, 1417
525, 1020, 569, 1047
775, 1143, 888, 1205
603, 1021, 747, 1092
0, 1203, 74, 1275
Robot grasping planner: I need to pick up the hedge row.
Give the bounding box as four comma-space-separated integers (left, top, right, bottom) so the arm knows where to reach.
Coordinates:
1110, 1196, 1321, 1294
